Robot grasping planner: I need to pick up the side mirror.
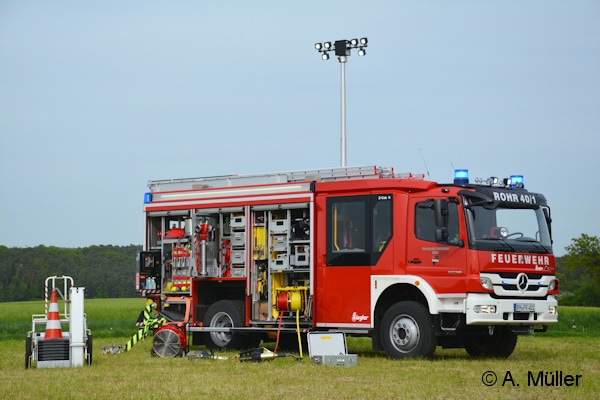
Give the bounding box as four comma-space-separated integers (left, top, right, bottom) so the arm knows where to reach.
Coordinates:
435, 227, 448, 243
543, 206, 553, 241
434, 199, 448, 227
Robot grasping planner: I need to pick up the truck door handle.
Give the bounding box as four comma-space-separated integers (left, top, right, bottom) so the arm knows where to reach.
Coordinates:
408, 259, 422, 264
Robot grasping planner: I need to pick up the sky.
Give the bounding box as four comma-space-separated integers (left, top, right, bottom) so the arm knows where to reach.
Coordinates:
1, 0, 599, 256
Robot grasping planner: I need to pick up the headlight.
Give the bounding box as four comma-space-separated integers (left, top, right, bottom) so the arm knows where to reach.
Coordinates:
473, 305, 497, 314
480, 277, 493, 290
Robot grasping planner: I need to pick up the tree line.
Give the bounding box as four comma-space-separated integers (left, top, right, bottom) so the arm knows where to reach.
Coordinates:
555, 234, 600, 307
0, 244, 141, 302
0, 234, 598, 305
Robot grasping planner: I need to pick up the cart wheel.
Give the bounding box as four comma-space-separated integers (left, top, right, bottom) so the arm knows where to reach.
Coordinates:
86, 333, 93, 365
25, 335, 32, 369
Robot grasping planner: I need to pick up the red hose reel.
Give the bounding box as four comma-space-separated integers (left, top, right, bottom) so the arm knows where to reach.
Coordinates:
276, 290, 303, 312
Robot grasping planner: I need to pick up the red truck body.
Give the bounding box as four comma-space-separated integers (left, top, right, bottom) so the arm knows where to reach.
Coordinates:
138, 166, 558, 358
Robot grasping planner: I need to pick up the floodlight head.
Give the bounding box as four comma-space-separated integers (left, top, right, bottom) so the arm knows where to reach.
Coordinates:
360, 37, 368, 45
324, 42, 332, 49
358, 48, 366, 56
322, 53, 329, 61
315, 43, 322, 51
350, 38, 358, 46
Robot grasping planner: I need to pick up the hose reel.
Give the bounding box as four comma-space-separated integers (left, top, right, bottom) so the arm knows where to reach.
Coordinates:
274, 287, 307, 313
276, 291, 302, 312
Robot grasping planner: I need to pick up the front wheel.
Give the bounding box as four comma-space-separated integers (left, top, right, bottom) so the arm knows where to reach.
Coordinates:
463, 327, 517, 358
380, 301, 437, 359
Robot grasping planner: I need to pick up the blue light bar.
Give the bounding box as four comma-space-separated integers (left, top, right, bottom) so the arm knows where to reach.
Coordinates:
509, 175, 524, 189
144, 192, 152, 204
454, 169, 469, 185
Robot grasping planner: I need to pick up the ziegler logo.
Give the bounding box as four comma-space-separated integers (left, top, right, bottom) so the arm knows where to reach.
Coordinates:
351, 312, 369, 322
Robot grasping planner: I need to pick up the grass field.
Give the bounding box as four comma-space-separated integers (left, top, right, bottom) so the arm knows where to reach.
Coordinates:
0, 299, 598, 399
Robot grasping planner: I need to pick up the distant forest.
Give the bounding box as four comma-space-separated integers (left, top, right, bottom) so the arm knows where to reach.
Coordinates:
0, 245, 141, 302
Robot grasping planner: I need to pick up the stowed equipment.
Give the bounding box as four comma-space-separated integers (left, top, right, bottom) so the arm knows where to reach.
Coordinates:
125, 299, 190, 358
25, 276, 92, 368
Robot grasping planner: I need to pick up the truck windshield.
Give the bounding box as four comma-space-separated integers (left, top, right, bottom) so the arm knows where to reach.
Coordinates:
465, 204, 552, 253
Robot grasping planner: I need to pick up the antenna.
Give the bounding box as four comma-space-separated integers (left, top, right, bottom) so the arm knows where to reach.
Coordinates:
419, 148, 431, 179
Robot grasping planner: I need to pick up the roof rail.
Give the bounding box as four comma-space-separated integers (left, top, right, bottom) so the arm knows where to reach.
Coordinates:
148, 165, 423, 192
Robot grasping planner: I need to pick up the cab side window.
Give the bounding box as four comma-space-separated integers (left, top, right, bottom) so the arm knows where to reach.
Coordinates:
326, 194, 393, 266
372, 197, 392, 254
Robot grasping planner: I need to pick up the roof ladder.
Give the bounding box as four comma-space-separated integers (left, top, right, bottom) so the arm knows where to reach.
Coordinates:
146, 165, 423, 192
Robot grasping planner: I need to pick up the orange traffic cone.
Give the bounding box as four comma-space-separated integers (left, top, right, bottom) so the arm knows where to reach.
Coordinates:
44, 289, 63, 340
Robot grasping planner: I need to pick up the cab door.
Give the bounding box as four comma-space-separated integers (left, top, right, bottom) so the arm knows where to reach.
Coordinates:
405, 196, 467, 295
314, 194, 392, 328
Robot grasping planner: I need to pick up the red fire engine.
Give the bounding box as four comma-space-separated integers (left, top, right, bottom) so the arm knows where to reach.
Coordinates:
137, 165, 558, 359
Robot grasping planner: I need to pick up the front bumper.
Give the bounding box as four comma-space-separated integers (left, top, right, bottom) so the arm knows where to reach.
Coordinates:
466, 293, 558, 325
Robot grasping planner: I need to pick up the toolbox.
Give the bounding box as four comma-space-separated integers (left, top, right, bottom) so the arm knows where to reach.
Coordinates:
307, 332, 357, 367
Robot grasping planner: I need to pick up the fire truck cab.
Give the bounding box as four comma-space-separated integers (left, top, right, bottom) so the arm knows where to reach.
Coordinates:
137, 166, 558, 359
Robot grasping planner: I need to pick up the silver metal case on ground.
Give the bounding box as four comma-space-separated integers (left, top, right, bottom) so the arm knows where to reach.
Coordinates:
307, 331, 358, 367
312, 354, 358, 367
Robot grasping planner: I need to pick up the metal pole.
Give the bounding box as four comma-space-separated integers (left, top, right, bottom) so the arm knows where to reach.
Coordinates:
339, 56, 347, 167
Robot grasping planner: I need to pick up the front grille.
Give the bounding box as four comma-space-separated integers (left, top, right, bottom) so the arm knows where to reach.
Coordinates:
498, 272, 543, 280
491, 294, 548, 300
501, 284, 541, 291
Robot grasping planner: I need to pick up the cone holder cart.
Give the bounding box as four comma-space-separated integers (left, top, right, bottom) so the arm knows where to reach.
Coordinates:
25, 276, 92, 368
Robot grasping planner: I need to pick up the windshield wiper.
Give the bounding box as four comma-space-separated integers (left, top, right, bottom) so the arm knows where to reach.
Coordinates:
477, 238, 516, 252
515, 239, 550, 254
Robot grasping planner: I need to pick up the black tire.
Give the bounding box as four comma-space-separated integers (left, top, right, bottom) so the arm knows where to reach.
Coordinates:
191, 332, 205, 346
247, 332, 263, 349
86, 333, 93, 365
380, 301, 437, 359
203, 300, 250, 350
25, 335, 32, 369
463, 327, 517, 358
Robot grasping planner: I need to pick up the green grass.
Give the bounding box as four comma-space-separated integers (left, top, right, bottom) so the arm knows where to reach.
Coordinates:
3, 299, 598, 341
0, 336, 598, 399
546, 306, 600, 336
0, 300, 598, 399
0, 298, 147, 340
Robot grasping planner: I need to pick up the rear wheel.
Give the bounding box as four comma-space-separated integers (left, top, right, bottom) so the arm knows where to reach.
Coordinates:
463, 327, 517, 358
203, 300, 250, 350
380, 301, 436, 359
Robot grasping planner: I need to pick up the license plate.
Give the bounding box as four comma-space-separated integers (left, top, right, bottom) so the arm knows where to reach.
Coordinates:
514, 303, 535, 312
